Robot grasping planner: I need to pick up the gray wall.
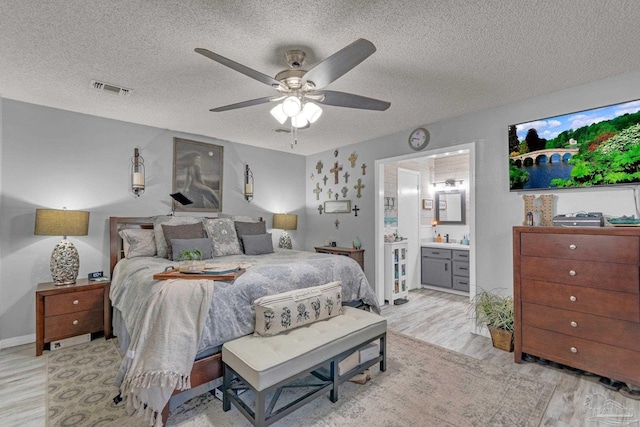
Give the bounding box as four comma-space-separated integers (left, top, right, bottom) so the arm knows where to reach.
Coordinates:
303, 70, 640, 296
0, 99, 305, 345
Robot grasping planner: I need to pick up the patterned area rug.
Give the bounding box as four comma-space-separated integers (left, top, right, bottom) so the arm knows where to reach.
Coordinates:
47, 331, 554, 426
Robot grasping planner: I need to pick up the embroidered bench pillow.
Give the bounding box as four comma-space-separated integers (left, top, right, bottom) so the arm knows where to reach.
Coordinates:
254, 281, 343, 337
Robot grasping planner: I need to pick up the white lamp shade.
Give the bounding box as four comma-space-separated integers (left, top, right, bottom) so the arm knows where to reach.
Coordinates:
302, 102, 323, 123
291, 114, 309, 128
282, 96, 302, 117
270, 104, 288, 124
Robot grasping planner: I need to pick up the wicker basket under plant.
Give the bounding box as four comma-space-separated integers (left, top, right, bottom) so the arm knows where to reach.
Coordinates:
471, 289, 514, 352
488, 326, 514, 352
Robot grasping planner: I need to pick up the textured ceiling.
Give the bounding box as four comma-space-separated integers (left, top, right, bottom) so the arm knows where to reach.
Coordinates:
1, 1, 639, 155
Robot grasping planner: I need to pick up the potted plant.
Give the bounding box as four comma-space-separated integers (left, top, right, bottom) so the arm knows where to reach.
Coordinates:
472, 288, 514, 352
177, 248, 205, 273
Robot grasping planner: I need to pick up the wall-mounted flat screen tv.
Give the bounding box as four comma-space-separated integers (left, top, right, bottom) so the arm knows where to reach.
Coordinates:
508, 99, 640, 191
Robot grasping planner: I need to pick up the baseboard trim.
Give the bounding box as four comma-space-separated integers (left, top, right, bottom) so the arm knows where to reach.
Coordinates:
0, 334, 35, 350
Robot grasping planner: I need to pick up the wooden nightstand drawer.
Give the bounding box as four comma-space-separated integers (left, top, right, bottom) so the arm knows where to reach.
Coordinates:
44, 308, 104, 342
44, 288, 104, 316
522, 325, 640, 383
522, 302, 640, 351
521, 256, 638, 293
521, 280, 639, 321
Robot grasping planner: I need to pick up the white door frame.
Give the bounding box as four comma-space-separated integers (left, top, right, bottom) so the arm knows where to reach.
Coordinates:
397, 168, 421, 290
374, 142, 476, 308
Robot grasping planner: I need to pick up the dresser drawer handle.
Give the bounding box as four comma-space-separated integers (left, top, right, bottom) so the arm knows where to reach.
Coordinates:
570, 321, 578, 327
72, 320, 79, 326
570, 347, 578, 353
570, 295, 577, 302
569, 244, 576, 250
73, 300, 79, 305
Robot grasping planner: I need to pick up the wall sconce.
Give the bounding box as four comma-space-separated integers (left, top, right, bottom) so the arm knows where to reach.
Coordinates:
273, 213, 298, 249
34, 208, 90, 285
432, 179, 464, 188
244, 164, 254, 202
131, 148, 145, 197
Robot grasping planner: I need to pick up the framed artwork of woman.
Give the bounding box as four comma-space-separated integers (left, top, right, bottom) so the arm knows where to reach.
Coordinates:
173, 138, 224, 212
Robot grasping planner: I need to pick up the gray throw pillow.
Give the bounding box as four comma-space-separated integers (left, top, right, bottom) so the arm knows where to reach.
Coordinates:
170, 238, 214, 261
161, 222, 207, 260
241, 233, 274, 255
235, 221, 267, 253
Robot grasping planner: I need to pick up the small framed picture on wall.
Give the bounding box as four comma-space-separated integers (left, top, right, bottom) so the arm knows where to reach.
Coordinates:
423, 199, 433, 210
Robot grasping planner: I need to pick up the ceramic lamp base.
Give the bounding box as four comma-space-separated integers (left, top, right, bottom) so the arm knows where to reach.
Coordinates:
278, 230, 292, 249
51, 239, 79, 285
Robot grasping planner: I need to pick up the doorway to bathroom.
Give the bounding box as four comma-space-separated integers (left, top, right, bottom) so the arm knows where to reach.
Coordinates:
374, 143, 476, 309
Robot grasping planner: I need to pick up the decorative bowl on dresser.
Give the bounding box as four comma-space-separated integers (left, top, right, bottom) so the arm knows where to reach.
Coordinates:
513, 226, 640, 386
35, 278, 112, 356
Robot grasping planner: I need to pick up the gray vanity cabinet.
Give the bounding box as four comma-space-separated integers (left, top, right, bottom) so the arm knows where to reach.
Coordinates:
452, 250, 470, 292
420, 247, 452, 289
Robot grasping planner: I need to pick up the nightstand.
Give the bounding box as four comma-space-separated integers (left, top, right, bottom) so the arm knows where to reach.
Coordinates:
35, 278, 112, 356
314, 246, 365, 271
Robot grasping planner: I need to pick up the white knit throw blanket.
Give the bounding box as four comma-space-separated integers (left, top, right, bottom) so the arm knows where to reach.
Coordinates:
118, 279, 213, 427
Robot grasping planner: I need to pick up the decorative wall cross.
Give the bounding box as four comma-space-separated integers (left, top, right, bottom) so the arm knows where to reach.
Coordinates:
322, 175, 328, 185
318, 205, 323, 215
348, 152, 358, 168
310, 173, 314, 181
326, 188, 333, 199
335, 219, 340, 229
341, 186, 348, 198
354, 178, 365, 198
352, 205, 360, 217
343, 171, 350, 183
335, 193, 339, 200
316, 160, 323, 174
361, 163, 367, 175
330, 162, 343, 184
313, 183, 322, 200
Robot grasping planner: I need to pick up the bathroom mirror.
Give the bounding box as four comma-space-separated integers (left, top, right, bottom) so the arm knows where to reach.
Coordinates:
436, 189, 465, 224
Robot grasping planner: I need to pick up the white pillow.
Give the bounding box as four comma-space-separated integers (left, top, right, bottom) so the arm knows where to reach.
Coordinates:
203, 218, 242, 257
119, 229, 156, 258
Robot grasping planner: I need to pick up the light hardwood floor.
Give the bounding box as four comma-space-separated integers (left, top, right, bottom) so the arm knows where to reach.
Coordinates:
1, 288, 638, 426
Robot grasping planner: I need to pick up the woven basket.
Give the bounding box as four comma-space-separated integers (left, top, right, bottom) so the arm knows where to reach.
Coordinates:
488, 326, 514, 352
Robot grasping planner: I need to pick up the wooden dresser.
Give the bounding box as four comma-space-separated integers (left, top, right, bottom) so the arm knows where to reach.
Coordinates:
513, 226, 640, 386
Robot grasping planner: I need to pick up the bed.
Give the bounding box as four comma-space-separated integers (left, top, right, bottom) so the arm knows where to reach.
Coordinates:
108, 216, 379, 426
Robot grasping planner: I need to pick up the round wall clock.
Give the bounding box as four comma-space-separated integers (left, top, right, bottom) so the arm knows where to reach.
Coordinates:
408, 127, 430, 151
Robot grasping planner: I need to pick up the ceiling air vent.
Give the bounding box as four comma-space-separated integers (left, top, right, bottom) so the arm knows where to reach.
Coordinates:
90, 80, 131, 97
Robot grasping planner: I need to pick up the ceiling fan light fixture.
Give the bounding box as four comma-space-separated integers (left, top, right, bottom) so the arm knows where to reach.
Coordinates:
270, 104, 288, 124
302, 102, 322, 123
291, 114, 309, 128
282, 96, 302, 117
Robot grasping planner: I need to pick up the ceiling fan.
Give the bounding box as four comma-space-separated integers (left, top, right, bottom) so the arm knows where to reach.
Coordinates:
194, 38, 390, 129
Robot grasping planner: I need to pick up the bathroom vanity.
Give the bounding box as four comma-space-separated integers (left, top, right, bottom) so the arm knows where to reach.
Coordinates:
420, 242, 470, 293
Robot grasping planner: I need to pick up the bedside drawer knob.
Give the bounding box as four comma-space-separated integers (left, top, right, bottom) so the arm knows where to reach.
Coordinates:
569, 270, 576, 276
570, 295, 577, 302
73, 300, 79, 305
72, 320, 79, 325
570, 347, 578, 353
570, 321, 578, 327
569, 244, 577, 250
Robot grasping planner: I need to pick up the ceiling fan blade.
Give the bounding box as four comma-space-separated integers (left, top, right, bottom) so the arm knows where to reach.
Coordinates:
316, 90, 390, 111
195, 48, 281, 88
303, 39, 377, 89
210, 96, 273, 112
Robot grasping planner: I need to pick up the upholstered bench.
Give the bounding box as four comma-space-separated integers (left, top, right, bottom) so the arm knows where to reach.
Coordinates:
221, 306, 387, 427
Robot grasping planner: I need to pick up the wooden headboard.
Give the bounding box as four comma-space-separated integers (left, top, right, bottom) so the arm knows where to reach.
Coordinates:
109, 217, 154, 277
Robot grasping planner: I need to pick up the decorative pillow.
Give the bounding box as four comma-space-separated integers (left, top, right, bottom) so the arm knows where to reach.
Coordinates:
119, 229, 156, 258
161, 222, 207, 260
254, 282, 343, 337
153, 216, 202, 258
235, 220, 267, 252
170, 238, 214, 261
203, 218, 242, 257
241, 233, 274, 255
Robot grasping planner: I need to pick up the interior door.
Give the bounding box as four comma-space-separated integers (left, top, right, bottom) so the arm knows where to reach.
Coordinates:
398, 168, 420, 290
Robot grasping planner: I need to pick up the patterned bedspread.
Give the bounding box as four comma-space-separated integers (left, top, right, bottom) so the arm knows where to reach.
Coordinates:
110, 248, 379, 352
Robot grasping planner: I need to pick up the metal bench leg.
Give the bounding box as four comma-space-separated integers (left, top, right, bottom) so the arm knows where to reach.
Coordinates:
222, 363, 231, 412
330, 359, 339, 402
380, 334, 387, 372
256, 389, 267, 427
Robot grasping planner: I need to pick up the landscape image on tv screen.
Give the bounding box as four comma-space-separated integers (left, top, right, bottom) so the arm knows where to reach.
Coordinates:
508, 99, 640, 191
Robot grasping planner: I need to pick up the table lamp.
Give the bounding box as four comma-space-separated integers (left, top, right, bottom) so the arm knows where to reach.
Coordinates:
272, 213, 297, 249
34, 208, 90, 285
